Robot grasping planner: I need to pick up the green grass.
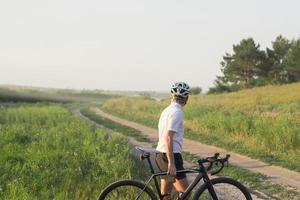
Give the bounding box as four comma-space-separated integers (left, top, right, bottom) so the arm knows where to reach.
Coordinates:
100, 82, 300, 172
185, 127, 300, 171
80, 108, 152, 143
0, 104, 145, 200
82, 107, 300, 200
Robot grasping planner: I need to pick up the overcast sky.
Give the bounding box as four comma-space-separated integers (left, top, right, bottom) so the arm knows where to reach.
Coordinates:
0, 0, 299, 91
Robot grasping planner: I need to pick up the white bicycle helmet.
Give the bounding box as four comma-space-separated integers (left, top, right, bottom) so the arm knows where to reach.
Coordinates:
171, 82, 191, 98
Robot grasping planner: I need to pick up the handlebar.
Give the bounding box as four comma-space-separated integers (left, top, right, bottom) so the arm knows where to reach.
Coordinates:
198, 153, 230, 175
136, 146, 230, 176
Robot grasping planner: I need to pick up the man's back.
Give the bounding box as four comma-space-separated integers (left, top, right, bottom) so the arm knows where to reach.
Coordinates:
156, 102, 184, 153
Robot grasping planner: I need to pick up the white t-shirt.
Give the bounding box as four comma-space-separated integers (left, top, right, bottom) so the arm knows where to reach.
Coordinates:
156, 102, 184, 153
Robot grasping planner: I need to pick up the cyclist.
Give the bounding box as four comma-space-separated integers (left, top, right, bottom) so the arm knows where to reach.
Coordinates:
155, 82, 190, 200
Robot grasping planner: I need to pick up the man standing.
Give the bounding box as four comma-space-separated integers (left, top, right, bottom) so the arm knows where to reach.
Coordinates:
155, 82, 190, 200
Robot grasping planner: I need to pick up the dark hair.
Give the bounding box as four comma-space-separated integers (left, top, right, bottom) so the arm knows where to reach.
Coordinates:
172, 95, 188, 105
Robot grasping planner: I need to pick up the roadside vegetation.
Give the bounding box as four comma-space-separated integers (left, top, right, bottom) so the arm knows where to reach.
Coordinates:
81, 107, 300, 199
0, 104, 144, 200
101, 82, 300, 172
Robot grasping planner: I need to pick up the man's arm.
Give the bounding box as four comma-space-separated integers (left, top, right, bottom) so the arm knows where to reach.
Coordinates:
164, 130, 176, 176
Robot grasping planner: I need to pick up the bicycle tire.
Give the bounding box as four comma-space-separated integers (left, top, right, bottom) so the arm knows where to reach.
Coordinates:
192, 177, 252, 200
98, 179, 158, 200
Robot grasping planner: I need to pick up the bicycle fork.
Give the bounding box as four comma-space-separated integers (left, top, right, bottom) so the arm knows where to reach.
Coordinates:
199, 163, 219, 200
203, 174, 219, 200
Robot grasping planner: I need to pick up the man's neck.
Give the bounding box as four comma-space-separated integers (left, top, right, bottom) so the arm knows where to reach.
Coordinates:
171, 100, 184, 107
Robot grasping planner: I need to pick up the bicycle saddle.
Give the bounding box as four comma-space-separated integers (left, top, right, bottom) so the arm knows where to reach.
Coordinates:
135, 146, 160, 160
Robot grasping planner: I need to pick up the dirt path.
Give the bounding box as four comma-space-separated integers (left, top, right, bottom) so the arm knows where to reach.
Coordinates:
92, 107, 300, 191
74, 108, 274, 200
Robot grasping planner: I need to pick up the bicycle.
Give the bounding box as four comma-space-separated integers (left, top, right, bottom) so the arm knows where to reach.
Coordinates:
98, 146, 252, 200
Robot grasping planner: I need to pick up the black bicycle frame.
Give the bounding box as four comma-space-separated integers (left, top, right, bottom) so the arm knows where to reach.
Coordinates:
135, 156, 219, 200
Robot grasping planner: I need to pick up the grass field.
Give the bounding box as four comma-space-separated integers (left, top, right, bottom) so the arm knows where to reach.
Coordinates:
81, 108, 152, 143
1, 83, 299, 199
101, 82, 300, 172
0, 104, 145, 200
81, 107, 300, 200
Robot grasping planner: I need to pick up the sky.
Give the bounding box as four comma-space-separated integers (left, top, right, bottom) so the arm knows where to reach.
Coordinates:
0, 0, 299, 92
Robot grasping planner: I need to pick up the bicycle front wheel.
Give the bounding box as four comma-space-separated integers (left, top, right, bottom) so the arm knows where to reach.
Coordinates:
98, 179, 157, 200
193, 177, 252, 200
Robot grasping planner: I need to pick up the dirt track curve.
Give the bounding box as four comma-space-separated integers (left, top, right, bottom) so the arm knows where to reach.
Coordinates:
74, 109, 272, 200
91, 107, 300, 191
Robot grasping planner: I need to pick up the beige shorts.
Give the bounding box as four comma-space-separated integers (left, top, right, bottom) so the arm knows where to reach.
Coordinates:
155, 153, 186, 182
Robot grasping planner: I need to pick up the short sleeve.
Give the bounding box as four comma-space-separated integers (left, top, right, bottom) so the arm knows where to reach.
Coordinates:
166, 111, 183, 133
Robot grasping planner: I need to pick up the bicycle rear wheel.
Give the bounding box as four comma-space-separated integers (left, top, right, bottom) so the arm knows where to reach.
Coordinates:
192, 177, 252, 200
98, 179, 157, 200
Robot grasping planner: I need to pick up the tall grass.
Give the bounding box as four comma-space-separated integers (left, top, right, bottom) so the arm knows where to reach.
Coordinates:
101, 83, 300, 171
82, 108, 300, 199
0, 105, 144, 200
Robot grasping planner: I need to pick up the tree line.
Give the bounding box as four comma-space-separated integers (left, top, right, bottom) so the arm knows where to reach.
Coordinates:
208, 35, 300, 93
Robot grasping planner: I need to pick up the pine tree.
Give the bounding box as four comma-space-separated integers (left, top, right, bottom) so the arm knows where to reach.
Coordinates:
221, 38, 265, 87
267, 35, 291, 83
284, 39, 300, 82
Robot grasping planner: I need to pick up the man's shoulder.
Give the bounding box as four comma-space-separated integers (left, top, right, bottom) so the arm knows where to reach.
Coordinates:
161, 104, 182, 117
170, 104, 183, 112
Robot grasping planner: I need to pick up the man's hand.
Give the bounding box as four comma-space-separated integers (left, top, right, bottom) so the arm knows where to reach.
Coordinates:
167, 162, 176, 176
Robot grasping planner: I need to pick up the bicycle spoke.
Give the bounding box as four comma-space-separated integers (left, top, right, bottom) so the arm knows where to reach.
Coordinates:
103, 185, 153, 200
198, 182, 249, 200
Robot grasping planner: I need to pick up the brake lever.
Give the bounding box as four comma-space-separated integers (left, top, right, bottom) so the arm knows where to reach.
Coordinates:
139, 153, 144, 160
225, 154, 230, 167
210, 154, 231, 175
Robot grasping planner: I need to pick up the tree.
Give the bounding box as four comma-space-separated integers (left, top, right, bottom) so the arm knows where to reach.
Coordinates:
190, 86, 202, 95
266, 35, 291, 83
284, 39, 300, 82
221, 38, 265, 88
209, 36, 299, 94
